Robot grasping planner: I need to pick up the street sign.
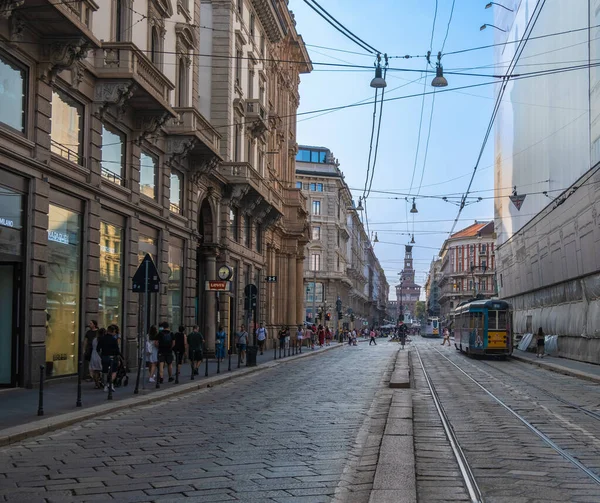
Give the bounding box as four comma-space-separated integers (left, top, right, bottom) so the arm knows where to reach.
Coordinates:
132, 254, 160, 293
244, 283, 258, 310
265, 275, 277, 283
205, 281, 231, 291
510, 193, 526, 211
244, 284, 258, 297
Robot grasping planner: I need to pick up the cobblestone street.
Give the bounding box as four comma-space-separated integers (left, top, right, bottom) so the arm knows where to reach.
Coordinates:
0, 344, 397, 503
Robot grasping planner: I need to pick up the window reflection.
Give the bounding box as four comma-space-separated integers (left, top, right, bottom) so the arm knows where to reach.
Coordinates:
98, 222, 123, 330
0, 55, 25, 132
140, 152, 157, 199
51, 89, 83, 165
101, 125, 125, 185
168, 243, 183, 329
170, 171, 182, 213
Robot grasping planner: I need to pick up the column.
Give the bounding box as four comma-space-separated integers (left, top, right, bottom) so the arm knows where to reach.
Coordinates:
287, 254, 296, 327
204, 252, 216, 356
296, 257, 304, 326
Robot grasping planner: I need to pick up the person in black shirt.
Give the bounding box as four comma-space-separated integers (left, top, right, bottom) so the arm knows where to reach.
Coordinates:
173, 325, 187, 377
158, 321, 175, 383
97, 324, 120, 392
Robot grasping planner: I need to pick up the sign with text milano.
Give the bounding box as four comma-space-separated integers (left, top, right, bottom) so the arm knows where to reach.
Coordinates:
205, 281, 231, 292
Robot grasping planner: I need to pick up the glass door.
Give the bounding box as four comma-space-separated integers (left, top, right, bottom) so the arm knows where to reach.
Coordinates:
0, 264, 17, 386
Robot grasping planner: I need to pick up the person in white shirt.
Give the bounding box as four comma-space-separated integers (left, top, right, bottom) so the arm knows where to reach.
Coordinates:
256, 322, 267, 355
296, 325, 304, 351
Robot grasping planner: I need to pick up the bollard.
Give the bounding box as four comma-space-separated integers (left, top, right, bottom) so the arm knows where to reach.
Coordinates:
107, 357, 114, 400
228, 349, 232, 371
191, 353, 195, 381
76, 359, 82, 407
279, 345, 282, 359
217, 354, 220, 374
238, 348, 241, 369
37, 365, 44, 416
175, 351, 180, 384
205, 354, 209, 377
274, 341, 277, 360
299, 341, 302, 354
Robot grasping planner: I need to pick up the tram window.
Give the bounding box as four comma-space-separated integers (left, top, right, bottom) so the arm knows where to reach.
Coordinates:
469, 312, 483, 329
488, 311, 498, 330
498, 311, 507, 330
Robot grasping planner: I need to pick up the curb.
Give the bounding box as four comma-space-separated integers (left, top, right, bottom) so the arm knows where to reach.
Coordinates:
0, 344, 343, 448
369, 349, 417, 503
512, 354, 600, 384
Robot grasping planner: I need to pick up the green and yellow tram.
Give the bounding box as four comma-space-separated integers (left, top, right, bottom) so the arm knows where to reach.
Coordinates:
453, 299, 512, 356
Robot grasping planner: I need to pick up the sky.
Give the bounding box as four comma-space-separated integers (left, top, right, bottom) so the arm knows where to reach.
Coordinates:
288, 0, 498, 299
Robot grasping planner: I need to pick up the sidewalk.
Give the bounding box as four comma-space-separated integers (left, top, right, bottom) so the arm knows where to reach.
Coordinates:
0, 342, 340, 443
513, 349, 600, 384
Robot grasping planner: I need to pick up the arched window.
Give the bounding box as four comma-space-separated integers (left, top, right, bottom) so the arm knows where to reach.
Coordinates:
151, 27, 160, 66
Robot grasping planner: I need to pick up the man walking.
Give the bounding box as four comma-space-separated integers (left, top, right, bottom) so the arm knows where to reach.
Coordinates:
157, 321, 175, 383
187, 325, 204, 375
237, 324, 248, 363
256, 322, 267, 355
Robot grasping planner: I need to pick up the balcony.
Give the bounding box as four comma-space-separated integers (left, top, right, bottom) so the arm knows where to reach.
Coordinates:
93, 42, 175, 117
218, 163, 284, 228
245, 99, 268, 137
16, 0, 100, 46
164, 108, 222, 172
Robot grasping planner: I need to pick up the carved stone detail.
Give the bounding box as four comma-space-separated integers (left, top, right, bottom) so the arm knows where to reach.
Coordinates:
166, 136, 198, 166
40, 38, 90, 84
191, 156, 220, 185
8, 12, 24, 41
135, 112, 170, 145
0, 0, 24, 19
229, 184, 250, 207
70, 62, 84, 90
94, 82, 137, 120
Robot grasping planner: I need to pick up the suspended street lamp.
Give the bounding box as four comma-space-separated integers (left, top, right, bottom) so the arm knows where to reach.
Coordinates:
409, 197, 418, 214
370, 53, 388, 89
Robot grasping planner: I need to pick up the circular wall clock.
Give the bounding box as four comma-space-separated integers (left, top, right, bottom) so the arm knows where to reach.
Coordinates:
218, 265, 233, 281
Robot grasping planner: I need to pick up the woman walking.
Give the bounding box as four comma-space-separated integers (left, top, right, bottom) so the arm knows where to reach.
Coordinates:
325, 327, 332, 346
146, 325, 159, 383
89, 328, 103, 388
536, 327, 545, 358
318, 325, 325, 348
216, 325, 227, 362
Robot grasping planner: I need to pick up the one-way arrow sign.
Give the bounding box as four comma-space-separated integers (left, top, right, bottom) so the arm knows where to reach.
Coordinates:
132, 253, 161, 293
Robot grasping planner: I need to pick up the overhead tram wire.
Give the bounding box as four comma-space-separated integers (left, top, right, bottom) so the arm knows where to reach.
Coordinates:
302, 0, 381, 55
448, 0, 548, 236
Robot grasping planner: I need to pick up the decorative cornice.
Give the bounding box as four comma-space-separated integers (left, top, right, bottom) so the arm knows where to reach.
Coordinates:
94, 82, 137, 120
0, 0, 23, 19
39, 37, 91, 84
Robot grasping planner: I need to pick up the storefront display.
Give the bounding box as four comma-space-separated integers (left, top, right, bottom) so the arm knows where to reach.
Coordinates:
167, 241, 183, 329
46, 204, 81, 377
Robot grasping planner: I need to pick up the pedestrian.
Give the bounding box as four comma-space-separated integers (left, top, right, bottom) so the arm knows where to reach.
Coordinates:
256, 322, 267, 355
174, 325, 187, 377
237, 324, 248, 363
146, 325, 159, 383
83, 320, 98, 382
157, 321, 175, 383
187, 325, 204, 375
89, 327, 103, 389
325, 326, 332, 346
278, 326, 287, 352
296, 325, 304, 350
216, 325, 227, 362
284, 326, 290, 352
399, 324, 407, 350
97, 324, 120, 392
441, 327, 451, 346
317, 324, 325, 347
536, 327, 545, 358
369, 327, 377, 346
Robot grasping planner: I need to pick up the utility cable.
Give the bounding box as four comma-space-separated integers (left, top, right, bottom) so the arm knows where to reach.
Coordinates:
365, 65, 388, 200
441, 0, 456, 53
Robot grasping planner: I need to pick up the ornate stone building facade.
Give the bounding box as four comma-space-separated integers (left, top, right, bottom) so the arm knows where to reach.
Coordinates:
0, 0, 309, 387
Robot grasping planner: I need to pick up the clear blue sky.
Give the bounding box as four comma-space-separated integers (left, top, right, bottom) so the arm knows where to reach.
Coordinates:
289, 0, 497, 298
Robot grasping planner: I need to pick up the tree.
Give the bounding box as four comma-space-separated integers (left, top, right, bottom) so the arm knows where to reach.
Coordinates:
414, 301, 427, 322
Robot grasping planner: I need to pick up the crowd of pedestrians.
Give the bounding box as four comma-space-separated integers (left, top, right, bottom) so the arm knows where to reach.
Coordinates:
83, 320, 124, 392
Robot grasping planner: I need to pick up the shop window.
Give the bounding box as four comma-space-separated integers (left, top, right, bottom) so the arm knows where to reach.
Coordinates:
167, 243, 184, 329
46, 204, 81, 377
98, 222, 123, 330
50, 89, 83, 165
170, 171, 183, 214
101, 124, 125, 185
0, 185, 23, 257
140, 151, 157, 200
0, 54, 26, 132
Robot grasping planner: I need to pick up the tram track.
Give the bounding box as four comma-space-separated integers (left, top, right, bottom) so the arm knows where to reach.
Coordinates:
414, 346, 484, 503
429, 346, 600, 487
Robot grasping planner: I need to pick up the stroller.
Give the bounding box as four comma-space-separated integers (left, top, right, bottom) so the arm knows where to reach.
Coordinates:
113, 356, 129, 387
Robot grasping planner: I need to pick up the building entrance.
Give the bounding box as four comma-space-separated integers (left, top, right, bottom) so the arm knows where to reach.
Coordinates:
0, 264, 21, 386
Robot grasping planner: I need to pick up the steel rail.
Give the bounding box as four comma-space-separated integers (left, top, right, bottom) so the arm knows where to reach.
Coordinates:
414, 347, 484, 503
477, 359, 600, 422
433, 348, 600, 486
